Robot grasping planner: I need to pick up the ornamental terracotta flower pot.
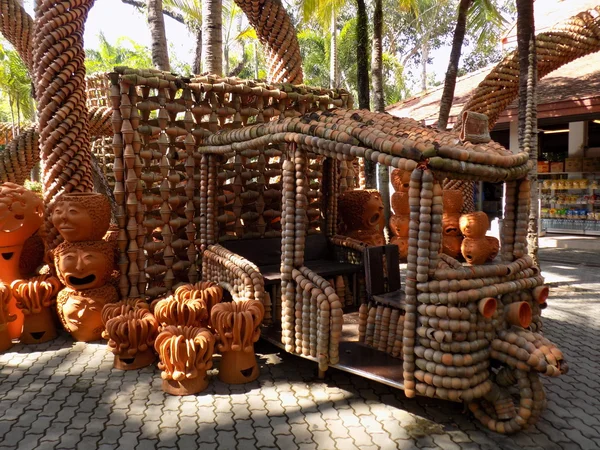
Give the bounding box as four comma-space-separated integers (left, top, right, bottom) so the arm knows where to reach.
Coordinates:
211, 300, 264, 384
12, 275, 61, 344
52, 192, 112, 242
105, 309, 159, 370
0, 183, 44, 339
485, 236, 500, 261
505, 301, 532, 328
459, 211, 490, 238
0, 283, 14, 352
53, 241, 116, 291
155, 325, 215, 395
461, 237, 493, 265
442, 190, 464, 214
338, 190, 385, 233
390, 236, 409, 261
441, 235, 463, 259
153, 294, 209, 329
57, 285, 118, 342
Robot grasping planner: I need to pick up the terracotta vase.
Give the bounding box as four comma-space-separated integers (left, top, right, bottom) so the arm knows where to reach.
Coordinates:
0, 283, 14, 352
459, 211, 490, 238
442, 190, 464, 214
478, 297, 497, 319
52, 192, 112, 242
441, 235, 463, 259
155, 325, 215, 395
390, 169, 411, 192
56, 285, 118, 342
11, 275, 61, 344
153, 294, 209, 329
389, 214, 409, 237
53, 241, 116, 291
505, 301, 532, 328
211, 300, 264, 384
105, 309, 159, 370
442, 213, 462, 236
0, 183, 44, 339
391, 192, 409, 215
174, 281, 224, 319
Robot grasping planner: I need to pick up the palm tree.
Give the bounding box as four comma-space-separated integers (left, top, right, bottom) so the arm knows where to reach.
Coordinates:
163, 0, 203, 73
355, 0, 370, 110
203, 0, 223, 75
437, 0, 505, 130
148, 0, 171, 70
85, 33, 153, 74
0, 41, 34, 132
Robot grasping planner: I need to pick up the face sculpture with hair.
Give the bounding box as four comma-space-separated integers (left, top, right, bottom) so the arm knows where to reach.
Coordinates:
51, 192, 111, 242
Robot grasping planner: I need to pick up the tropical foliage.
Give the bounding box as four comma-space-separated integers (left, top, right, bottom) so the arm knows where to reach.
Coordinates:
0, 40, 34, 127
85, 33, 153, 74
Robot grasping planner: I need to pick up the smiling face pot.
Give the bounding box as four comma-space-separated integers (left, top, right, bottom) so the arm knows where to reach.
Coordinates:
51, 193, 111, 242
53, 241, 115, 290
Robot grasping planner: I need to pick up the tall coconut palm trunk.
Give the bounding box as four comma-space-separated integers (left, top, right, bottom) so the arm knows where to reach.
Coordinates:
203, 0, 223, 75
147, 0, 171, 70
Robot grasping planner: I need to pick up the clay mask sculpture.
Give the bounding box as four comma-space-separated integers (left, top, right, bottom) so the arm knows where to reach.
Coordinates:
53, 241, 115, 291
105, 309, 159, 370
57, 285, 118, 342
155, 325, 215, 395
338, 190, 385, 246
211, 299, 264, 384
0, 183, 44, 339
51, 192, 111, 242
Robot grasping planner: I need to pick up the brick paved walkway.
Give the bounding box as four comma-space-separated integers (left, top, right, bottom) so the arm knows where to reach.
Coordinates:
0, 283, 598, 449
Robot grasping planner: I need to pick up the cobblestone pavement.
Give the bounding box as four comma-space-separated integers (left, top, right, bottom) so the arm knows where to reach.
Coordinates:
1, 271, 598, 449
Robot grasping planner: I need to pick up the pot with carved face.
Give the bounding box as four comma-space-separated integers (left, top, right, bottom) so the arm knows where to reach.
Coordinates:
459, 211, 490, 238
0, 183, 44, 339
338, 190, 385, 246
57, 285, 118, 342
52, 192, 112, 242
53, 241, 115, 291
211, 300, 264, 384
105, 309, 159, 370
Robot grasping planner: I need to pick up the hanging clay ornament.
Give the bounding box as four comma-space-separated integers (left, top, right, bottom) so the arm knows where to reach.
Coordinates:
53, 241, 116, 291
105, 309, 159, 370
211, 299, 264, 384
56, 285, 118, 342
51, 192, 112, 242
11, 275, 62, 344
0, 283, 14, 352
155, 325, 215, 395
338, 190, 385, 246
0, 183, 44, 339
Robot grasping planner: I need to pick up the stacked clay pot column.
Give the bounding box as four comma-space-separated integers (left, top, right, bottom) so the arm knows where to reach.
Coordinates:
52, 193, 118, 342
389, 169, 411, 260
211, 299, 265, 384
33, 0, 95, 248
0, 183, 44, 339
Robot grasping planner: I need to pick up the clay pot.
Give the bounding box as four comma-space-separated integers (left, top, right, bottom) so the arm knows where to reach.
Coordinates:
391, 192, 409, 215
461, 237, 494, 265
0, 283, 14, 352
53, 241, 116, 291
459, 211, 490, 238
174, 281, 223, 318
21, 308, 57, 344
106, 309, 159, 370
505, 302, 532, 328
0, 183, 45, 339
442, 190, 464, 214
442, 213, 461, 236
19, 233, 45, 279
389, 214, 409, 237
390, 236, 409, 261
155, 325, 215, 395
532, 286, 549, 304
211, 300, 264, 384
56, 285, 118, 342
478, 297, 497, 319
52, 192, 112, 242
441, 235, 463, 259
390, 169, 411, 192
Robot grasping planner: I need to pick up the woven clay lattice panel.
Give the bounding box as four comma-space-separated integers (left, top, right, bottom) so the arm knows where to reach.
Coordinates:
86, 73, 112, 108
91, 136, 115, 187
109, 67, 351, 300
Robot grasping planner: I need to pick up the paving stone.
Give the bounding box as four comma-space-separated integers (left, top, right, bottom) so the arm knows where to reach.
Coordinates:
237, 438, 258, 450
235, 419, 255, 440
254, 427, 277, 447
332, 437, 358, 450
15, 433, 43, 450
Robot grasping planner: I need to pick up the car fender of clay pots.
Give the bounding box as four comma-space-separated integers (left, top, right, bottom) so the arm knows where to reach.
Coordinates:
211, 299, 264, 384
0, 282, 14, 352
0, 183, 44, 339
53, 241, 116, 291
56, 285, 118, 342
155, 325, 215, 395
51, 192, 112, 242
11, 275, 62, 344
105, 309, 159, 370
338, 190, 386, 247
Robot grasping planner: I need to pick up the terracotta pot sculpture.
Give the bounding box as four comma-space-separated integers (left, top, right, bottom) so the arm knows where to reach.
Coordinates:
442, 213, 462, 236
174, 281, 223, 319
52, 192, 112, 242
441, 235, 463, 259
153, 294, 209, 329
390, 169, 411, 192
390, 236, 409, 260
155, 325, 215, 395
478, 297, 497, 319
0, 283, 14, 352
56, 285, 118, 342
505, 302, 532, 328
11, 275, 62, 344
532, 286, 549, 304
459, 211, 500, 265
442, 189, 464, 214
391, 191, 409, 215
101, 298, 150, 339
389, 215, 409, 237
459, 211, 490, 238
211, 299, 264, 384
338, 190, 385, 246
105, 309, 159, 370
19, 233, 45, 279
54, 241, 116, 291
0, 183, 44, 339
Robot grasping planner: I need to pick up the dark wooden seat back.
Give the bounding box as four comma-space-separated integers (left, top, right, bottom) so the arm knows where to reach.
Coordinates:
364, 245, 401, 297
